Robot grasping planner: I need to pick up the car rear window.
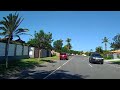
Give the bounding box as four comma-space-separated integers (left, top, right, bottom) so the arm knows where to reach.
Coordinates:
92, 54, 101, 57
60, 53, 66, 55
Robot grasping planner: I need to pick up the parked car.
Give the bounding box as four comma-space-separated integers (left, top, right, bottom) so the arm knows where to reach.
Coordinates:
82, 54, 87, 56
71, 53, 74, 56
60, 52, 68, 60
89, 53, 104, 64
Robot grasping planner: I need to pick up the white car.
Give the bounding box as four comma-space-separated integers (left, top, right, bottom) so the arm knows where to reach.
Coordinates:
71, 54, 74, 56
82, 54, 87, 56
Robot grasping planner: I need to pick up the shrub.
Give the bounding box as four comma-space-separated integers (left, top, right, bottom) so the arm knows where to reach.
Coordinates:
52, 53, 56, 57
103, 56, 112, 59
117, 55, 120, 59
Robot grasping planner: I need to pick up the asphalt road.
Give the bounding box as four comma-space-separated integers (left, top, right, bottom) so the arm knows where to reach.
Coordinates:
8, 55, 120, 79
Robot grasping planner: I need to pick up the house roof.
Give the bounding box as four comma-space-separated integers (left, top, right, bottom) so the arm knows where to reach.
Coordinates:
110, 50, 120, 53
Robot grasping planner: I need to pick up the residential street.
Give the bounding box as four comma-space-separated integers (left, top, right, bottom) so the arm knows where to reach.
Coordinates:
8, 55, 120, 79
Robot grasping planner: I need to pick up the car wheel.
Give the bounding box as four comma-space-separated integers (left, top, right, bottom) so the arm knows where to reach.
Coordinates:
100, 61, 103, 64
89, 59, 91, 63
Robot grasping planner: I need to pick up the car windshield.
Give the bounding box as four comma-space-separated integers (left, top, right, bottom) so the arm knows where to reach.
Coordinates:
92, 54, 102, 57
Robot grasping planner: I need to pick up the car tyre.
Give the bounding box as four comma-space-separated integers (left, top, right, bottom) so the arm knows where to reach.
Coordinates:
89, 59, 91, 63
100, 61, 103, 64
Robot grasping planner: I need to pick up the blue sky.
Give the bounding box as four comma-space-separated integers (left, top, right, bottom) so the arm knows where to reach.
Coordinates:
0, 11, 120, 52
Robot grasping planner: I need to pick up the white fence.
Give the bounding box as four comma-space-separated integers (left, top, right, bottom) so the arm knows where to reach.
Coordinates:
0, 42, 29, 61
0, 42, 51, 61
0, 42, 6, 56
29, 47, 51, 58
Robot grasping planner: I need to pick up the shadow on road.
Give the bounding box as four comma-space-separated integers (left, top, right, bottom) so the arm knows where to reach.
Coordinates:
8, 70, 89, 79
110, 62, 120, 65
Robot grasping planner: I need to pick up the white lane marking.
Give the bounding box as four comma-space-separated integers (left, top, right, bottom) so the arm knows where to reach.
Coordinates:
88, 64, 93, 67
43, 57, 74, 79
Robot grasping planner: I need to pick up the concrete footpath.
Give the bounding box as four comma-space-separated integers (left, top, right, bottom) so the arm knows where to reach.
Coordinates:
104, 59, 120, 62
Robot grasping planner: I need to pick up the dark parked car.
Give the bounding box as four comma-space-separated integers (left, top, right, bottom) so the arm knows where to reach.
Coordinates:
60, 52, 68, 60
89, 53, 104, 64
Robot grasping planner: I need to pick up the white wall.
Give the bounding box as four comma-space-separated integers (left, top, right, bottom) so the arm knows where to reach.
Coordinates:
0, 42, 6, 56
16, 45, 22, 56
23, 46, 28, 55
29, 47, 34, 58
8, 44, 15, 56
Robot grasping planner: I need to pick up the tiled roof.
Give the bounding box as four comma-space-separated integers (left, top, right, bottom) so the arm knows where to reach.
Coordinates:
111, 50, 120, 53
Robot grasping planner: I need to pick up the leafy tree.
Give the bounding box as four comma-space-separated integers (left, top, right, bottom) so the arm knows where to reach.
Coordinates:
102, 37, 109, 51
95, 46, 103, 54
61, 45, 69, 53
0, 12, 29, 68
85, 51, 91, 56
111, 34, 120, 50
79, 51, 84, 55
69, 50, 80, 55
27, 30, 53, 50
53, 39, 63, 53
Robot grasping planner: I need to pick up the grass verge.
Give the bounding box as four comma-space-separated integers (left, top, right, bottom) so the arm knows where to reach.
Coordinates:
0, 56, 59, 76
0, 58, 44, 76
40, 56, 59, 63
40, 56, 59, 60
111, 60, 120, 65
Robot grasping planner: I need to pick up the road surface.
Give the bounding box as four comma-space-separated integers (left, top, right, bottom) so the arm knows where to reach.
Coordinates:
8, 55, 120, 79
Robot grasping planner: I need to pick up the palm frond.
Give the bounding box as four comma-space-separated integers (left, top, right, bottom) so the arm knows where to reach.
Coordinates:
0, 27, 6, 31
0, 21, 9, 29
16, 17, 24, 29
14, 35, 20, 39
15, 28, 29, 34
13, 13, 20, 30
0, 32, 7, 35
17, 33, 32, 37
4, 35, 9, 38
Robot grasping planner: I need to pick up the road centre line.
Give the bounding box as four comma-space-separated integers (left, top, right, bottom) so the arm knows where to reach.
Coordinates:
43, 57, 74, 79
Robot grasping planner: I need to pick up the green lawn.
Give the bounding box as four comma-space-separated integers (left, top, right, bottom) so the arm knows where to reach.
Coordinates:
40, 56, 59, 63
0, 56, 59, 76
40, 56, 59, 60
104, 59, 113, 60
111, 60, 120, 65
0, 58, 45, 75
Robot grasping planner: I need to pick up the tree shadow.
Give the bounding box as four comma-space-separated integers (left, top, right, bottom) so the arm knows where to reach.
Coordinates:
9, 70, 89, 79
110, 62, 120, 65
0, 59, 47, 78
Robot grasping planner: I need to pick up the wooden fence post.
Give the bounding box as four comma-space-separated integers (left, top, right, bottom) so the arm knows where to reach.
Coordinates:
28, 46, 30, 58
22, 45, 24, 56
14, 44, 17, 57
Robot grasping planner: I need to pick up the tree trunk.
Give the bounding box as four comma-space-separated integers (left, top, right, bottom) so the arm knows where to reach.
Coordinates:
105, 43, 107, 51
39, 49, 41, 58
38, 49, 41, 61
5, 37, 10, 68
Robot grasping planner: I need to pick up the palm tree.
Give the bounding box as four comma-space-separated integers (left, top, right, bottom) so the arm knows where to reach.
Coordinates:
0, 12, 29, 68
102, 37, 109, 51
66, 38, 71, 43
66, 38, 72, 50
